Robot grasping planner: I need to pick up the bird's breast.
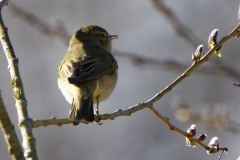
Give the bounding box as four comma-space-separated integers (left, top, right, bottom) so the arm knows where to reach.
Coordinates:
93, 70, 118, 103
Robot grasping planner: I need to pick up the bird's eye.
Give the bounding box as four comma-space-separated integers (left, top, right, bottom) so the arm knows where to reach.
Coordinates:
101, 34, 106, 38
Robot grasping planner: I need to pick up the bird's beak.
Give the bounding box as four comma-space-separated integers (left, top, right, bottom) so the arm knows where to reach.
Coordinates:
109, 35, 118, 40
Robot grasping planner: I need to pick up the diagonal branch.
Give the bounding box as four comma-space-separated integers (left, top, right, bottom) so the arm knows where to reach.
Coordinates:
0, 1, 236, 158
148, 105, 228, 155
32, 23, 240, 128
151, 0, 240, 81
31, 23, 239, 156
148, 105, 209, 150
0, 4, 38, 160
0, 90, 24, 160
147, 23, 240, 104
33, 105, 228, 154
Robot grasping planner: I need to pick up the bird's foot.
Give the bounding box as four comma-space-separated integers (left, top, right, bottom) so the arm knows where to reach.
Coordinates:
94, 109, 102, 125
72, 121, 79, 126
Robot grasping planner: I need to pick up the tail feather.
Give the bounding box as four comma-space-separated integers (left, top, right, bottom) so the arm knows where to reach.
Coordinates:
69, 95, 94, 124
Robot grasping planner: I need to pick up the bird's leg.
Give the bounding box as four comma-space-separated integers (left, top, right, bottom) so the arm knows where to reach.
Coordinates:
94, 101, 102, 125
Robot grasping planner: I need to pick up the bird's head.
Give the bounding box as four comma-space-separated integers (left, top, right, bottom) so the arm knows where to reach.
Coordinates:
74, 25, 118, 51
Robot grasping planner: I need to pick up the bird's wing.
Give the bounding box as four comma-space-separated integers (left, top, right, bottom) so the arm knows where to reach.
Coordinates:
60, 49, 118, 84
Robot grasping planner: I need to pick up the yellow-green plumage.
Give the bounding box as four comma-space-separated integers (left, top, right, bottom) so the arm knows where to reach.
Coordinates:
58, 25, 118, 124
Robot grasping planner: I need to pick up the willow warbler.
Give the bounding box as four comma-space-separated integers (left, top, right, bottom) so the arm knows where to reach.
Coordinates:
58, 25, 118, 124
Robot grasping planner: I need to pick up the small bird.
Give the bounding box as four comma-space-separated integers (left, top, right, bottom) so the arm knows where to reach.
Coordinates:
58, 25, 118, 125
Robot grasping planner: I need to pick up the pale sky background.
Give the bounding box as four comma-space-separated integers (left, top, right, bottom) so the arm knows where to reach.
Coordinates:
0, 0, 240, 160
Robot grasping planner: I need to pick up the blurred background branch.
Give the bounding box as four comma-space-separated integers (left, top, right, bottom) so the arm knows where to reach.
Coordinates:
8, 2, 240, 81
172, 96, 240, 133
151, 0, 202, 47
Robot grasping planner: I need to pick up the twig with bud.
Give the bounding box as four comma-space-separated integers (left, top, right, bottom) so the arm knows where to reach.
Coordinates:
33, 23, 240, 130
207, 137, 228, 159
185, 125, 228, 159
192, 45, 204, 63
24, 4, 240, 159
186, 124, 197, 147
149, 106, 228, 158
208, 29, 222, 57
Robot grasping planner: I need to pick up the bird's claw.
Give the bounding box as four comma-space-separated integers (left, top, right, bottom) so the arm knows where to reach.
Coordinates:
97, 120, 103, 125
94, 108, 103, 125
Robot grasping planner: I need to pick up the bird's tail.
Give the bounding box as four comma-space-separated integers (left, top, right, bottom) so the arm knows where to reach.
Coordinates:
69, 95, 94, 124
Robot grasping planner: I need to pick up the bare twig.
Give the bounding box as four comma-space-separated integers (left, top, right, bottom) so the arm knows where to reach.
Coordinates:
148, 105, 210, 151
236, 30, 240, 38
30, 19, 239, 157
33, 103, 229, 154
32, 23, 240, 128
0, 4, 38, 160
32, 103, 149, 128
149, 106, 228, 155
0, 1, 235, 158
151, 0, 240, 81
0, 90, 24, 160
144, 24, 240, 104
148, 105, 186, 136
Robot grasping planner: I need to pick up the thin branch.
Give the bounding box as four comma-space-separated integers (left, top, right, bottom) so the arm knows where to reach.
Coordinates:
151, 0, 240, 81
148, 105, 210, 150
149, 105, 228, 156
31, 23, 237, 156
32, 23, 240, 128
236, 30, 240, 38
7, 3, 239, 154
33, 102, 228, 154
0, 1, 234, 158
147, 24, 240, 104
0, 90, 24, 160
148, 105, 186, 136
31, 24, 239, 157
32, 103, 149, 128
0, 5, 38, 160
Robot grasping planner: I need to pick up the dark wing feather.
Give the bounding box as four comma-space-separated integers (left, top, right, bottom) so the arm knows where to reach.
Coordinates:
67, 50, 118, 84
